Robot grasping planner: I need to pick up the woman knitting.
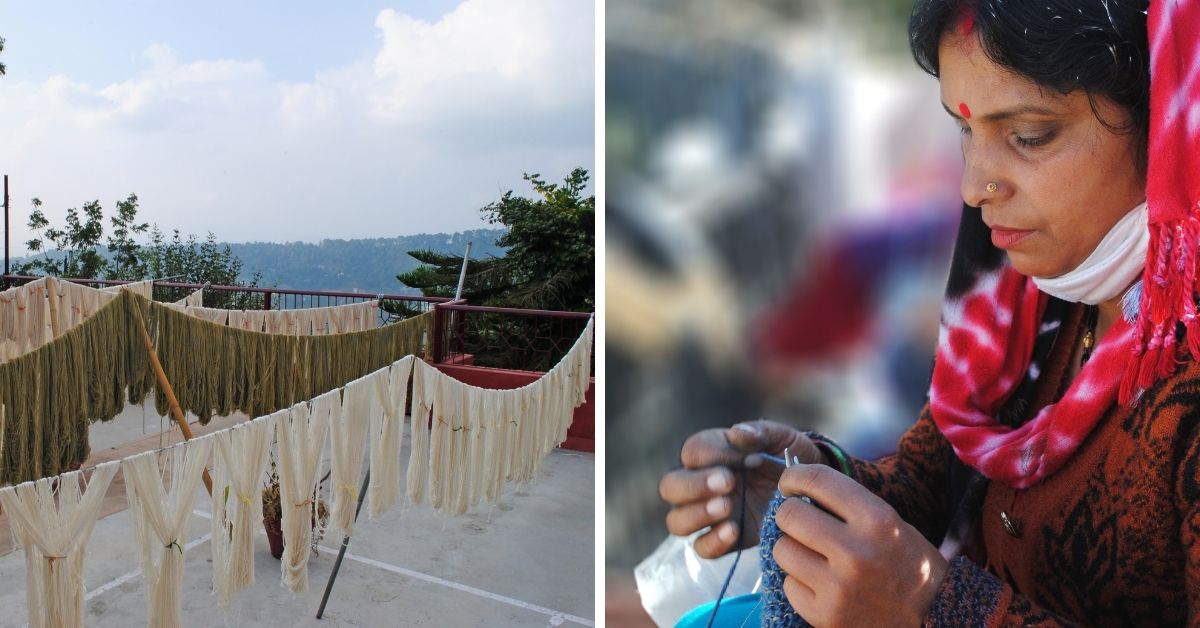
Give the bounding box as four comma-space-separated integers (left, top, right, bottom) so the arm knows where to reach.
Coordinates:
658, 1, 1200, 625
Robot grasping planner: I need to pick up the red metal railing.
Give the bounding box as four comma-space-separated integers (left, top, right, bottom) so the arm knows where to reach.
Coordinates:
431, 302, 593, 372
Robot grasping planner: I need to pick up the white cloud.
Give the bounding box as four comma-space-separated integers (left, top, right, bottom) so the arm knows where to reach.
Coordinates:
0, 0, 594, 253
368, 0, 592, 122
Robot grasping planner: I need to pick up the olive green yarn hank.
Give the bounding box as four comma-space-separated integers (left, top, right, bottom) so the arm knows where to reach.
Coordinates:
0, 291, 430, 485
141, 299, 431, 424
0, 291, 149, 484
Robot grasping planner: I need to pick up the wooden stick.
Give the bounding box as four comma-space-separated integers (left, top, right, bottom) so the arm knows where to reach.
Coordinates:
45, 277, 61, 339
129, 296, 213, 495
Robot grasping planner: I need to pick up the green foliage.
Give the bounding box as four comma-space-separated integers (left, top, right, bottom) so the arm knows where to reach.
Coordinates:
0, 36, 6, 77
13, 194, 262, 308
141, 227, 263, 309
394, 168, 595, 371
396, 168, 595, 313
396, 249, 515, 298
105, 194, 149, 281
482, 167, 595, 312
19, 197, 107, 278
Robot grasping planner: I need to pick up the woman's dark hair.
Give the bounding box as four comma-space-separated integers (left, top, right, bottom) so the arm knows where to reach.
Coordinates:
910, 0, 1150, 161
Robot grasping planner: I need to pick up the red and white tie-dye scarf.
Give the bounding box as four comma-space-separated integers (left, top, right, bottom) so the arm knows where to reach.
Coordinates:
929, 263, 1137, 489
931, 0, 1200, 489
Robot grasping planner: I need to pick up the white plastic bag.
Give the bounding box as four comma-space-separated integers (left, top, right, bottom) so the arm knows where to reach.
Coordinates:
634, 531, 761, 627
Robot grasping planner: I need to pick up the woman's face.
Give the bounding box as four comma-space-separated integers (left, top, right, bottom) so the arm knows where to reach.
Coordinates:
938, 31, 1146, 279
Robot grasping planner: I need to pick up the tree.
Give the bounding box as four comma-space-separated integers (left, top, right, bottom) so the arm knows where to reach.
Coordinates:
105, 194, 149, 281
13, 194, 262, 308
141, 227, 263, 308
19, 197, 106, 278
394, 250, 515, 305
396, 167, 595, 312
0, 36, 6, 76
483, 168, 594, 312
395, 168, 595, 370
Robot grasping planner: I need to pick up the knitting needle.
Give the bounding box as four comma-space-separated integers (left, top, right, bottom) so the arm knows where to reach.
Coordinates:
776, 447, 814, 506
756, 451, 800, 467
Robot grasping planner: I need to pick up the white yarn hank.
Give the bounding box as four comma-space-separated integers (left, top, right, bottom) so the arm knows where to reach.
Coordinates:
331, 375, 372, 535
187, 305, 229, 325
0, 461, 118, 628
274, 399, 331, 593
465, 387, 487, 510
101, 279, 154, 299
211, 414, 275, 607
439, 377, 468, 514
368, 356, 412, 519
174, 288, 204, 307
228, 309, 268, 333
396, 316, 593, 515
406, 361, 432, 504
122, 438, 213, 628
428, 371, 452, 511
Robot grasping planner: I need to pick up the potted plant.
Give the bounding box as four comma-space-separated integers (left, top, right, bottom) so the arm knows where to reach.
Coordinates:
262, 458, 330, 560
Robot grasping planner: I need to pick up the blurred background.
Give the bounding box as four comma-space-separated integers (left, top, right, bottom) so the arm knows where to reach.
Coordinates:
605, 0, 963, 624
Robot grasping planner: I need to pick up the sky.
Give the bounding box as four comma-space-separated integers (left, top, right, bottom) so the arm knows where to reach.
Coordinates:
0, 0, 595, 254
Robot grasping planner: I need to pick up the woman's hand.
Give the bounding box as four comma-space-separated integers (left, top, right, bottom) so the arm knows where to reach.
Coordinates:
658, 419, 827, 558
772, 464, 949, 627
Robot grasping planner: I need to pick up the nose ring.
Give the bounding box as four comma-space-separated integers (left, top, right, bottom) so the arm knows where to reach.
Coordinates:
985, 182, 998, 193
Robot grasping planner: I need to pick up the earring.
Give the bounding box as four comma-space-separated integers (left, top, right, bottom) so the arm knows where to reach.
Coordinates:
985, 182, 998, 193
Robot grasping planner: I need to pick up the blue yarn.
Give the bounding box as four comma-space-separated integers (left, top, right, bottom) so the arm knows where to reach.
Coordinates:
695, 458, 814, 627
759, 491, 812, 628
705, 467, 748, 628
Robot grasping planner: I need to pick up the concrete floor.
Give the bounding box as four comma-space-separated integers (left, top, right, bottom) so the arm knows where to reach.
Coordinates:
0, 401, 596, 627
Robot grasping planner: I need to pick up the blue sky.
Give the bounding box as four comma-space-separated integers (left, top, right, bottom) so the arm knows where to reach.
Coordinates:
2, 1, 463, 84
0, 1, 595, 251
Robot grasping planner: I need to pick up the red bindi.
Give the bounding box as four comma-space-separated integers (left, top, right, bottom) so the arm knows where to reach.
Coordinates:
957, 7, 975, 37
959, 103, 971, 119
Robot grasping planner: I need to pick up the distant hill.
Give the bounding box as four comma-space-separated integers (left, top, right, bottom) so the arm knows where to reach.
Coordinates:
228, 229, 509, 294
11, 228, 509, 295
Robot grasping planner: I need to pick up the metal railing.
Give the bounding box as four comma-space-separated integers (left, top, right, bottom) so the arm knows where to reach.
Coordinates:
431, 302, 593, 373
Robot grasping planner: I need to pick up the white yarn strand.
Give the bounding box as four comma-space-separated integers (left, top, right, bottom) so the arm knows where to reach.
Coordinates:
0, 461, 118, 628
406, 361, 431, 504
211, 414, 275, 607
331, 376, 372, 535
275, 399, 330, 593
122, 438, 212, 628
450, 383, 471, 515
466, 387, 487, 508
368, 356, 411, 519
428, 372, 450, 511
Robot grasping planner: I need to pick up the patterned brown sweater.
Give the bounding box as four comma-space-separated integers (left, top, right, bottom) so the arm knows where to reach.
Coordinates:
848, 321, 1200, 626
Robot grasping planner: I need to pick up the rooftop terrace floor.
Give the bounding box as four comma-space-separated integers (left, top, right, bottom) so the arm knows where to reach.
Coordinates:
0, 401, 595, 627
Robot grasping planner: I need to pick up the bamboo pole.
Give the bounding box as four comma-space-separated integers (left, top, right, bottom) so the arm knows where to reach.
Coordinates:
129, 296, 213, 495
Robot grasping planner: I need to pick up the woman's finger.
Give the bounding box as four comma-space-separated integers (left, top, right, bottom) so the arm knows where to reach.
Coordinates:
725, 420, 822, 463
778, 463, 882, 525
782, 575, 818, 620
679, 428, 751, 469
771, 533, 828, 584
774, 495, 846, 560
665, 495, 732, 537
691, 520, 740, 559
659, 467, 735, 505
